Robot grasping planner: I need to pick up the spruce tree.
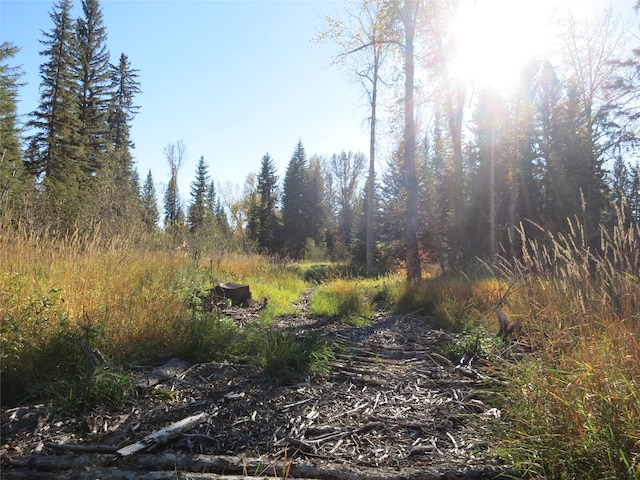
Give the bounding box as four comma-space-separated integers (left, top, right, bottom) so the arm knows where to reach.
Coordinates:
205, 180, 217, 227
0, 42, 28, 215
282, 141, 309, 258
140, 170, 159, 232
187, 156, 210, 233
306, 156, 326, 247
75, 0, 111, 177
108, 53, 140, 180
95, 52, 141, 232
253, 153, 281, 253
29, 0, 84, 231
328, 151, 366, 249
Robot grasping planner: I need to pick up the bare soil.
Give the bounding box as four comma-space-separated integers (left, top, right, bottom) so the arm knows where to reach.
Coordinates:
1, 290, 519, 479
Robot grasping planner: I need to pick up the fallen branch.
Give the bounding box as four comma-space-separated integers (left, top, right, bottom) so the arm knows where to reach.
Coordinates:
44, 442, 118, 454
117, 412, 208, 456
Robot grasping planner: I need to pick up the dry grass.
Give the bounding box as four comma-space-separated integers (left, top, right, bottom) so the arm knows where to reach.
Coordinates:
0, 220, 301, 402
494, 208, 640, 479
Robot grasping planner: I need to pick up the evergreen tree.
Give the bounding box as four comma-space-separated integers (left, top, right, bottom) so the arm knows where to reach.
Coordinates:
91, 52, 141, 233
187, 156, 210, 233
378, 148, 407, 263
75, 0, 111, 177
215, 199, 231, 236
282, 141, 310, 258
28, 0, 85, 231
305, 155, 327, 248
107, 53, 140, 180
251, 153, 281, 254
0, 42, 28, 215
140, 169, 159, 232
205, 180, 217, 226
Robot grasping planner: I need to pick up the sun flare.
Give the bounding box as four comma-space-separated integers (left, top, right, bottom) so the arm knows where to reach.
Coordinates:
449, 0, 561, 89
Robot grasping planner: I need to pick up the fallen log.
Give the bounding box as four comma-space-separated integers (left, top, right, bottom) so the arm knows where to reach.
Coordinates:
4, 469, 321, 480
7, 451, 520, 479
117, 412, 208, 456
45, 442, 119, 454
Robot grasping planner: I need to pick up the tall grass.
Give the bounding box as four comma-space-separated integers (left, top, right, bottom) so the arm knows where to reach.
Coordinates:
1, 223, 193, 398
394, 275, 508, 331
495, 208, 640, 479
0, 219, 323, 405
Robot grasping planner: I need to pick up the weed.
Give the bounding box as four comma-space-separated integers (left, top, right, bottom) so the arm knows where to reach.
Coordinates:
245, 330, 339, 385
438, 327, 507, 363
178, 313, 240, 363
46, 365, 137, 416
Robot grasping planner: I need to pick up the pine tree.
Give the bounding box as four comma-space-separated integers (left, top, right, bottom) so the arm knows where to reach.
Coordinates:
29, 0, 85, 231
282, 141, 310, 258
0, 42, 28, 215
75, 0, 111, 177
140, 169, 159, 232
107, 53, 140, 178
251, 153, 281, 253
305, 156, 326, 248
187, 156, 210, 233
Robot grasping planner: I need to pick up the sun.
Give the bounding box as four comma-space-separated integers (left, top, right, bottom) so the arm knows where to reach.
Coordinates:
448, 0, 559, 89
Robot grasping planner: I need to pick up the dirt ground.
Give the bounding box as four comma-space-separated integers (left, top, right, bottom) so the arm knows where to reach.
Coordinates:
1, 291, 520, 479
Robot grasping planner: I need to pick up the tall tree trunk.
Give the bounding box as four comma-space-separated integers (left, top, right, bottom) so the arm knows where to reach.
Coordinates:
403, 0, 421, 282
365, 61, 378, 275
490, 122, 496, 263
447, 83, 465, 259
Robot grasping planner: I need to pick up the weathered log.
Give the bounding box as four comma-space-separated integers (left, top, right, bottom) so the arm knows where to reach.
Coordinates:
6, 452, 518, 480
44, 442, 118, 454
7, 470, 329, 480
117, 412, 208, 456
4, 469, 316, 480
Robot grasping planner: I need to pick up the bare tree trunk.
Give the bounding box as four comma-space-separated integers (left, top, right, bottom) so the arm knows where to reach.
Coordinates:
365, 63, 378, 275
447, 83, 465, 260
403, 0, 421, 282
490, 123, 496, 264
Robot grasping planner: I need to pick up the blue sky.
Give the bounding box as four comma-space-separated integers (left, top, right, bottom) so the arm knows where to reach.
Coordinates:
1, 0, 371, 197
2, 0, 637, 202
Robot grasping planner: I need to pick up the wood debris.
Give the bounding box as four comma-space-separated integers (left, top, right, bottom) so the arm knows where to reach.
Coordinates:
2, 310, 519, 479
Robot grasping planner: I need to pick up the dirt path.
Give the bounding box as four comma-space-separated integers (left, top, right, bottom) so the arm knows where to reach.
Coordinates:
1, 291, 518, 479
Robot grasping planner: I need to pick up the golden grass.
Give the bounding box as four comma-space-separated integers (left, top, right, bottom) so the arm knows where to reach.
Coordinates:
494, 211, 640, 479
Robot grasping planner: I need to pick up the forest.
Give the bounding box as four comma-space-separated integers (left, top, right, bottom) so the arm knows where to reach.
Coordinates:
1, 0, 638, 275
2, 0, 640, 479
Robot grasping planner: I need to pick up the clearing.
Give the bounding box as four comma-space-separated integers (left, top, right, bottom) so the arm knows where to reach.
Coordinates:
1, 290, 518, 479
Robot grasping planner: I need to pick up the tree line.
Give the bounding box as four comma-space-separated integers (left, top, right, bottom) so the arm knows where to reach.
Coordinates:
1, 0, 639, 277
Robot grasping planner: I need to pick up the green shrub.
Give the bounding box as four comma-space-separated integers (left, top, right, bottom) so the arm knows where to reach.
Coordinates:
248, 331, 339, 385
46, 365, 137, 416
